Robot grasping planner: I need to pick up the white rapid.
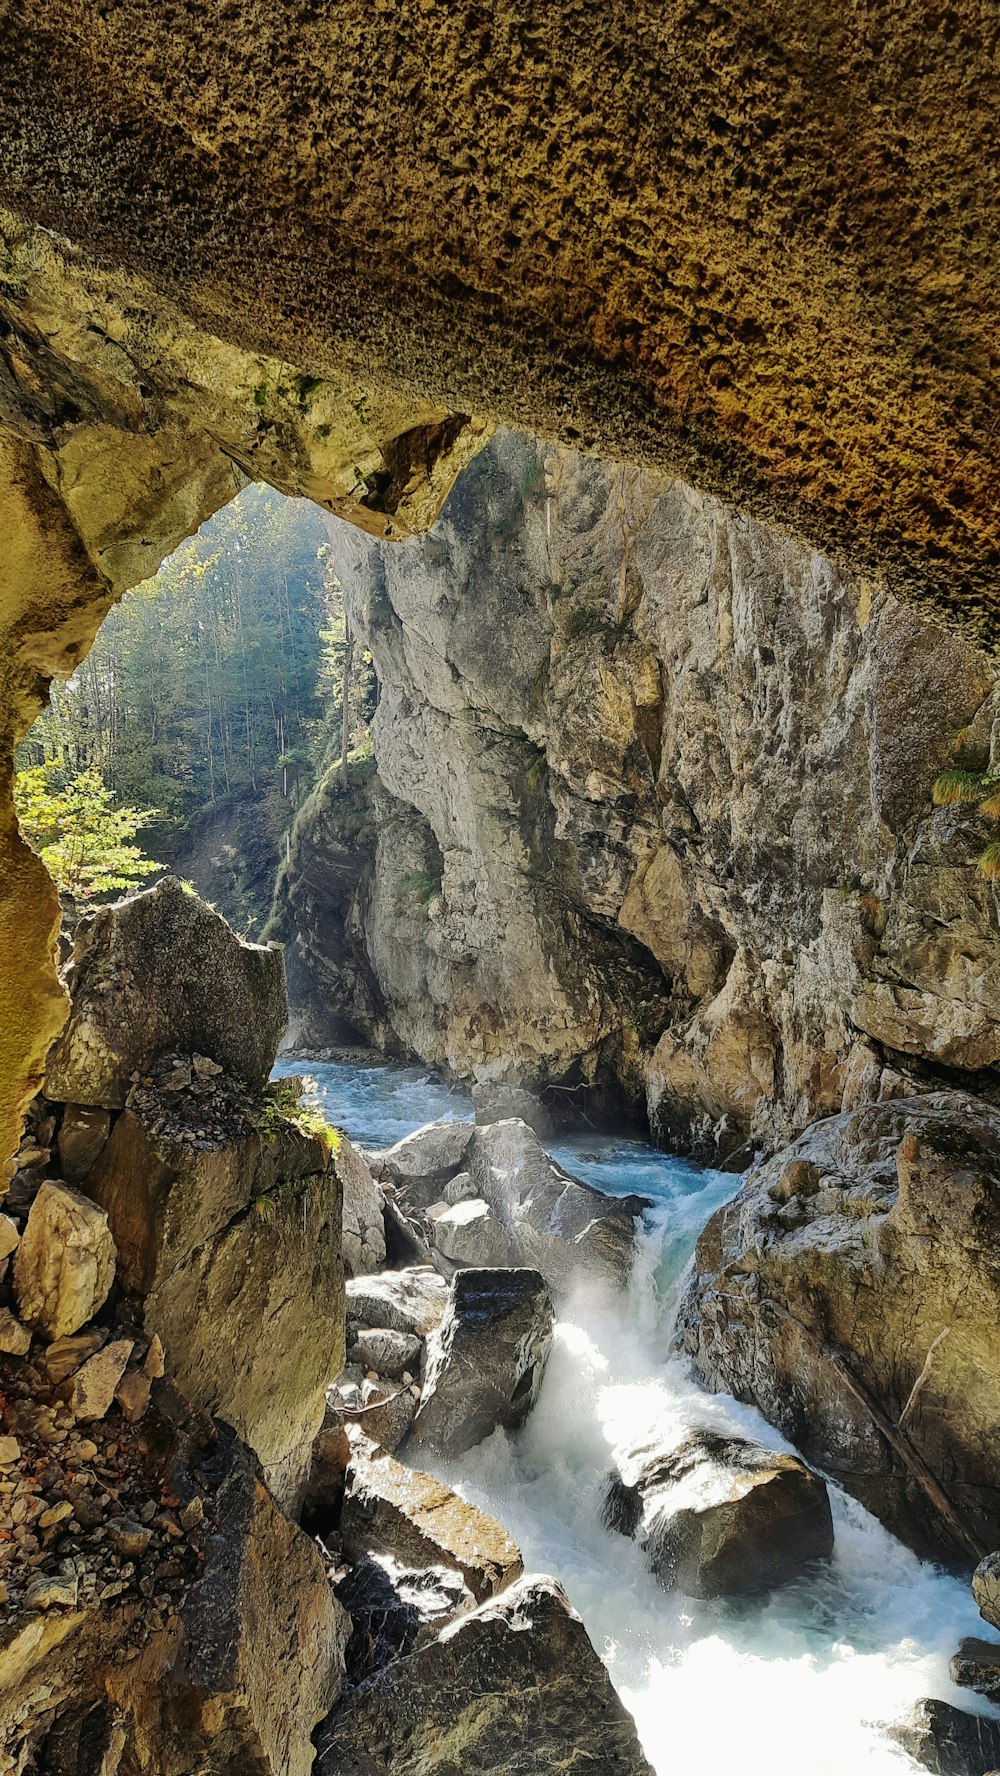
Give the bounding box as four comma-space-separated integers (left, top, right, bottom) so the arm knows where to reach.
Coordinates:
276, 1058, 997, 1775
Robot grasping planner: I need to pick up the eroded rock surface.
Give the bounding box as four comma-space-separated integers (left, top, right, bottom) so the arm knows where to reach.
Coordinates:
274, 434, 997, 1161
678, 1093, 1000, 1558
13, 1181, 115, 1341
890, 1698, 1000, 1776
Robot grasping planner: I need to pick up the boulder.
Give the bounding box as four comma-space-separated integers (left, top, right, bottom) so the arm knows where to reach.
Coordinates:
677, 1092, 1000, 1558
348, 1327, 423, 1380
443, 1170, 476, 1206
604, 1428, 834, 1598
431, 1196, 512, 1268
57, 1104, 112, 1183
337, 1553, 475, 1683
466, 1118, 648, 1295
316, 1574, 654, 1776
890, 1698, 1000, 1776
365, 1119, 475, 1209
951, 1639, 1000, 1702
347, 1267, 449, 1339
410, 1268, 554, 1458
45, 877, 287, 1107
83, 1077, 344, 1506
13, 1180, 116, 1339
352, 1379, 420, 1454
337, 1133, 386, 1276
340, 1431, 523, 1602
471, 1081, 555, 1138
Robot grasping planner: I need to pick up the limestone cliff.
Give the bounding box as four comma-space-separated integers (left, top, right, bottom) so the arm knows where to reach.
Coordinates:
275, 433, 996, 1158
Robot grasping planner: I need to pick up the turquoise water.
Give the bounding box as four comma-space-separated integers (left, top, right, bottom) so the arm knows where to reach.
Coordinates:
275, 1057, 995, 1775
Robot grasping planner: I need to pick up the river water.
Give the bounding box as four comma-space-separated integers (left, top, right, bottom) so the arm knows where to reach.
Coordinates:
275, 1057, 995, 1775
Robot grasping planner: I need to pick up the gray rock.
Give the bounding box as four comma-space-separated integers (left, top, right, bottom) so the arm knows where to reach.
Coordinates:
340, 1430, 523, 1602
365, 1119, 475, 1209
951, 1638, 1000, 1702
349, 1327, 423, 1379
317, 1573, 654, 1776
604, 1427, 834, 1598
472, 1081, 554, 1138
347, 1267, 450, 1338
890, 1698, 1000, 1776
336, 1132, 386, 1277
975, 1555, 1000, 1632
431, 1196, 512, 1268
410, 1268, 554, 1458
466, 1118, 647, 1295
45, 876, 287, 1107
443, 1170, 476, 1206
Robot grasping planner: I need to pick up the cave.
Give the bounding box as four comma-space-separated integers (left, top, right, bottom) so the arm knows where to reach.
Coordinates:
2, 7, 1000, 1775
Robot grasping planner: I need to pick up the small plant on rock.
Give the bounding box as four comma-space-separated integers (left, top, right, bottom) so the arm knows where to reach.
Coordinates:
931, 740, 1000, 880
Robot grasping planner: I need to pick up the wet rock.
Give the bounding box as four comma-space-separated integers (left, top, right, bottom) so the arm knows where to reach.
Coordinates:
337, 1553, 475, 1682
975, 1555, 1000, 1632
69, 1339, 134, 1420
0, 1307, 31, 1355
349, 1327, 422, 1380
466, 1119, 648, 1295
45, 877, 287, 1107
337, 1132, 386, 1276
347, 1267, 449, 1339
678, 1093, 1000, 1558
410, 1268, 554, 1458
340, 1430, 522, 1602
317, 1573, 654, 1776
57, 1103, 112, 1182
472, 1081, 554, 1138
951, 1639, 1000, 1702
604, 1428, 834, 1598
353, 1379, 419, 1454
13, 1180, 116, 1339
365, 1119, 475, 1209
890, 1698, 1000, 1776
431, 1196, 512, 1268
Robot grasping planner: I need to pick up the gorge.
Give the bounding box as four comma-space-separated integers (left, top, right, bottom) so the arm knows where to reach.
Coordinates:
2, 7, 1000, 1775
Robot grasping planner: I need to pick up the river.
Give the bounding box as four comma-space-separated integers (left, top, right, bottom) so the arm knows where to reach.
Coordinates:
275, 1056, 994, 1775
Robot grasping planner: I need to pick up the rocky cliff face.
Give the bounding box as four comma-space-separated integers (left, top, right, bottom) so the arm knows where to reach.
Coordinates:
275, 433, 997, 1158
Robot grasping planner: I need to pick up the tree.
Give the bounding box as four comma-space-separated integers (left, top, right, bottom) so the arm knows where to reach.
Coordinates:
14, 764, 162, 906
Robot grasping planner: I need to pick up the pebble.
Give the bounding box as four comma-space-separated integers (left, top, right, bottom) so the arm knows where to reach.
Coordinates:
0, 1436, 21, 1464
25, 1567, 78, 1610
38, 1501, 73, 1530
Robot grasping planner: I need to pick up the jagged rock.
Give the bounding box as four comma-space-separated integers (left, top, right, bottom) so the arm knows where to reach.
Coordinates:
303, 1418, 351, 1512
353, 1379, 419, 1454
951, 1639, 1000, 1702
340, 1431, 523, 1602
83, 1077, 343, 1506
0, 1213, 19, 1265
347, 1267, 450, 1339
45, 877, 287, 1108
466, 1119, 647, 1295
471, 1082, 554, 1138
431, 1197, 512, 1268
410, 1268, 554, 1458
443, 1170, 476, 1206
69, 1339, 134, 1420
890, 1698, 1000, 1776
337, 1133, 386, 1276
24, 1566, 79, 1611
317, 1574, 654, 1776
115, 1367, 152, 1423
365, 1119, 475, 1209
0, 1309, 31, 1355
13, 1180, 116, 1340
57, 1104, 112, 1183
975, 1556, 1000, 1631
0, 1435, 21, 1464
337, 1553, 475, 1682
677, 1092, 1000, 1558
349, 1328, 423, 1380
604, 1427, 833, 1598
170, 1427, 350, 1776
42, 1329, 107, 1387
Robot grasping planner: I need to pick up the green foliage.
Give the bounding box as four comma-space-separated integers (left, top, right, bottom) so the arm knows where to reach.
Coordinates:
14, 763, 161, 905
931, 767, 993, 806
257, 1078, 341, 1154
930, 755, 1000, 880
400, 869, 441, 908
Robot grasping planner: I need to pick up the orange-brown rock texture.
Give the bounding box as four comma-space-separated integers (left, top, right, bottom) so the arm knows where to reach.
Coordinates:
0, 1, 999, 1169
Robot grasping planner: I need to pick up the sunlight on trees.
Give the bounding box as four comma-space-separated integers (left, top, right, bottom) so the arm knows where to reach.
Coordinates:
14, 764, 162, 906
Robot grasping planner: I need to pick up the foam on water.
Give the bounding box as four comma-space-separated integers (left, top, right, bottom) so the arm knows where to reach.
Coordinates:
276, 1058, 997, 1774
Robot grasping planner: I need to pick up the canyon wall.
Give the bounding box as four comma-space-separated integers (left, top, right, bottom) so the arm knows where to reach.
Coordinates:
275, 433, 997, 1159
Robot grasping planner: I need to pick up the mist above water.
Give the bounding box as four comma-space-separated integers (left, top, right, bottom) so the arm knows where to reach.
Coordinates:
277, 1058, 995, 1774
